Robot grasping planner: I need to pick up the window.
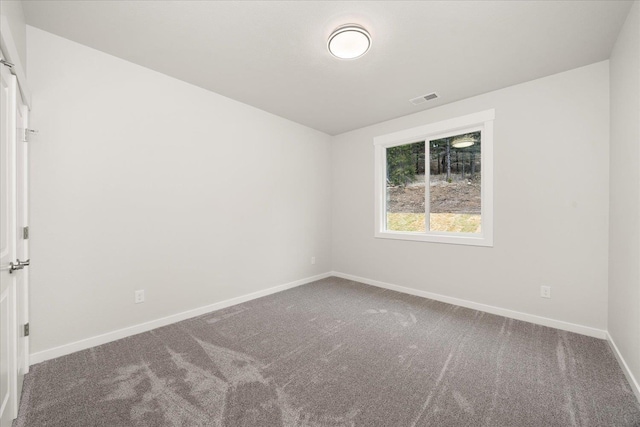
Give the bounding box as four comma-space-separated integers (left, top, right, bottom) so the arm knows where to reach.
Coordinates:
374, 109, 494, 246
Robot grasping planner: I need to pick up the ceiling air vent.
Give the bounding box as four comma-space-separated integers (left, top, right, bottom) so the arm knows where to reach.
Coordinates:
410, 92, 439, 105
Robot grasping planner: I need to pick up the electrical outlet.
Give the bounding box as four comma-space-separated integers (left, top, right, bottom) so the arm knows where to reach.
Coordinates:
311, 257, 316, 265
540, 286, 551, 299
134, 290, 145, 304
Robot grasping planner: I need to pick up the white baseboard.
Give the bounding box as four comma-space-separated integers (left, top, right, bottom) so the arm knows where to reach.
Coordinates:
331, 271, 607, 339
30, 272, 332, 365
607, 332, 640, 402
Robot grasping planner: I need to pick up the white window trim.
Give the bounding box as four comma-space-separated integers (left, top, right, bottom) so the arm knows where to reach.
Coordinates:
374, 109, 494, 247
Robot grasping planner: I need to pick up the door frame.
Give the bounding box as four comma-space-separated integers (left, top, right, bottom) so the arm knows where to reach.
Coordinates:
15, 94, 30, 400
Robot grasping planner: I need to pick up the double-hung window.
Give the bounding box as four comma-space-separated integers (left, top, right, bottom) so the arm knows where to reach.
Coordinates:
374, 109, 494, 246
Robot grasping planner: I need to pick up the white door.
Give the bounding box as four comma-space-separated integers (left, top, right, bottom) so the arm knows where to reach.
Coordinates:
0, 59, 24, 426
0, 58, 18, 426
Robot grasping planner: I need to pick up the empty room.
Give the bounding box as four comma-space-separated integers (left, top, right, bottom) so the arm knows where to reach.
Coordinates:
1, 0, 639, 426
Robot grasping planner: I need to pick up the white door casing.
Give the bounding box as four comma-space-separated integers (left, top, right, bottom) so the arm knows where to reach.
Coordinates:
15, 92, 29, 408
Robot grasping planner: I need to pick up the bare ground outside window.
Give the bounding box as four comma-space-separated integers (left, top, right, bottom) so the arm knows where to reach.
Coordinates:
386, 174, 481, 233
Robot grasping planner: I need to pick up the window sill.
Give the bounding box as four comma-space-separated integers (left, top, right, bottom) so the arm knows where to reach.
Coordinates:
375, 230, 493, 247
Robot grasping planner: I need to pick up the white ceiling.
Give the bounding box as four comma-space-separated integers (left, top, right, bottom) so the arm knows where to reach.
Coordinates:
22, 0, 633, 135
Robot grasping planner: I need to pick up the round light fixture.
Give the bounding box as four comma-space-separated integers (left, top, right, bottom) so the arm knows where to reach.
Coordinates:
328, 25, 371, 59
452, 136, 476, 148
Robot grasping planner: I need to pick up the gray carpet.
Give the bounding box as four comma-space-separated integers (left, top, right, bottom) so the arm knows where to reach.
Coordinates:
13, 277, 640, 426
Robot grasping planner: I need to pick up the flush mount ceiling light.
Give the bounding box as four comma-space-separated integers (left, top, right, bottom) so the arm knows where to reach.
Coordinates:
452, 136, 476, 148
328, 25, 371, 59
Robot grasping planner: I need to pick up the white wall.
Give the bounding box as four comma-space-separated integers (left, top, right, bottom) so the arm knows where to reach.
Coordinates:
27, 26, 332, 354
0, 0, 27, 72
23, 17, 627, 359
332, 61, 610, 331
609, 0, 640, 390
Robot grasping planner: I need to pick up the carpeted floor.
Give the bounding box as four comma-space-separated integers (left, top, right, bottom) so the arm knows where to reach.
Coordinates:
13, 277, 640, 426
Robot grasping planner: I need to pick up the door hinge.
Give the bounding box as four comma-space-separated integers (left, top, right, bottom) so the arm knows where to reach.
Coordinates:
23, 226, 29, 239
24, 129, 38, 142
24, 323, 29, 337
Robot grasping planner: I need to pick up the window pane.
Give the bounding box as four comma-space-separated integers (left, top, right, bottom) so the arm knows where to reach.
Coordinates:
386, 141, 425, 232
429, 131, 481, 233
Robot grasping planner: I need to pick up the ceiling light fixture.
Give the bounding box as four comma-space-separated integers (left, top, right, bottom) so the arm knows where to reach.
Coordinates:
451, 136, 476, 148
328, 25, 371, 59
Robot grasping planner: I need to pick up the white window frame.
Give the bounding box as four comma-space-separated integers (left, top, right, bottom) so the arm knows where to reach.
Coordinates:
374, 109, 494, 247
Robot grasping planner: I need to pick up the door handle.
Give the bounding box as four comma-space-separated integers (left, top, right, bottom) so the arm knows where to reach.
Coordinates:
9, 259, 30, 274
